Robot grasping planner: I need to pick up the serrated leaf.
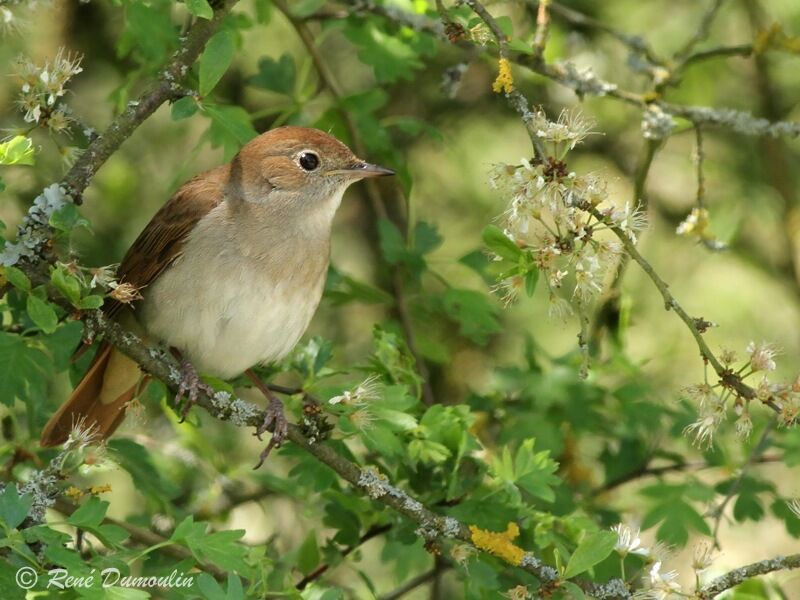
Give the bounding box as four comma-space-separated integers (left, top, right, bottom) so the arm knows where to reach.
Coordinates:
563, 530, 617, 579
199, 29, 236, 96
185, 0, 213, 19
27, 294, 58, 334
248, 53, 296, 95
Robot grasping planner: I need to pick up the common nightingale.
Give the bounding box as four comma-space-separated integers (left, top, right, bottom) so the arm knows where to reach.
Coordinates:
41, 126, 394, 462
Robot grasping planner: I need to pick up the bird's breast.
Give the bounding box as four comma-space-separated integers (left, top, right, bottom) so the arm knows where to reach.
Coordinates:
138, 206, 330, 379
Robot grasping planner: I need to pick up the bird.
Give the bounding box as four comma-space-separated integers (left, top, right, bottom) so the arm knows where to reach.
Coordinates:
40, 126, 394, 464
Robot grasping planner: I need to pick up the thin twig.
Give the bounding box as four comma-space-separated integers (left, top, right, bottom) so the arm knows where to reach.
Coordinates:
532, 0, 551, 58
589, 207, 788, 417
596, 454, 782, 495
525, 1, 664, 66
295, 523, 392, 590
674, 0, 727, 63
380, 564, 448, 600
338, 0, 800, 140
694, 125, 706, 209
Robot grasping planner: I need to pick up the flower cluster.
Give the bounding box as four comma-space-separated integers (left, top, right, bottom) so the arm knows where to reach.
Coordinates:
327, 375, 382, 432
13, 48, 83, 133
0, 183, 69, 266
487, 110, 647, 316
675, 207, 727, 250
682, 341, 799, 447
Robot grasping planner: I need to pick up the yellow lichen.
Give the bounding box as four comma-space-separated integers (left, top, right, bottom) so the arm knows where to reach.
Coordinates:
492, 58, 514, 94
89, 484, 112, 495
469, 522, 526, 565
65, 486, 84, 500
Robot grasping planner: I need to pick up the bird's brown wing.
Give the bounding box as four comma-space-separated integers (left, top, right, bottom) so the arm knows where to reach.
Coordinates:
104, 166, 228, 319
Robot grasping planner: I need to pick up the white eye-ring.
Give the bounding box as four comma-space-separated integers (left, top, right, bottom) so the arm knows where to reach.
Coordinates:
298, 150, 320, 172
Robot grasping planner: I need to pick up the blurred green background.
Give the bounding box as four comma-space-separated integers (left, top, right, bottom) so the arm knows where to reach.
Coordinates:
2, 0, 800, 596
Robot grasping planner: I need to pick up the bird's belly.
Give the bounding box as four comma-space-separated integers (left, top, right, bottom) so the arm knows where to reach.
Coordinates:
138, 254, 325, 380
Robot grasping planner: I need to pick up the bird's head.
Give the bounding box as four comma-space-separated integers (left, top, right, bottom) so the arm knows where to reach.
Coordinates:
227, 126, 394, 207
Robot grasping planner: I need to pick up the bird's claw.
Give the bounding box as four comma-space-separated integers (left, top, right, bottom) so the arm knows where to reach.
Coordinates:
253, 394, 288, 469
175, 359, 215, 422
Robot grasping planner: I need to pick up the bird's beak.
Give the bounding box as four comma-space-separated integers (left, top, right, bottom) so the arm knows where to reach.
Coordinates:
327, 162, 395, 178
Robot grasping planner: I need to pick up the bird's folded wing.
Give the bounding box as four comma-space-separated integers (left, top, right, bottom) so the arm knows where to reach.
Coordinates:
104, 165, 228, 319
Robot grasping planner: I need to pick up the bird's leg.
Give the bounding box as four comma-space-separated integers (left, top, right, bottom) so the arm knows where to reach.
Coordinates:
245, 369, 289, 469
171, 349, 215, 422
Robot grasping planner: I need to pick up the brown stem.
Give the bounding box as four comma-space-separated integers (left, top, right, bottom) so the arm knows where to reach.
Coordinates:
295, 523, 392, 590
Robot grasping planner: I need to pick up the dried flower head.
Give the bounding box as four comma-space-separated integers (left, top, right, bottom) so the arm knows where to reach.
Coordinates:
692, 541, 716, 572
109, 281, 143, 304
329, 375, 381, 406
746, 341, 778, 372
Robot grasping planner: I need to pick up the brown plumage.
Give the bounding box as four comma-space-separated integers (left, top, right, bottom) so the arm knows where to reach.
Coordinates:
40, 126, 393, 448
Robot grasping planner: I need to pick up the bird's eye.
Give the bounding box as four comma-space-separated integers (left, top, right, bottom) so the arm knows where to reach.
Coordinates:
298, 151, 320, 172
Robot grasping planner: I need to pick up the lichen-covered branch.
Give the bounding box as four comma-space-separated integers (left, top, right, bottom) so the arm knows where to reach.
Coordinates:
61, 0, 239, 201
589, 206, 789, 418
87, 311, 627, 597
698, 553, 800, 598
342, 0, 800, 140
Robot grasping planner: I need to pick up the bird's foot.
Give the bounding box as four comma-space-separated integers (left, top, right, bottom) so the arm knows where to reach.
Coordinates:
175, 359, 216, 422
253, 393, 288, 469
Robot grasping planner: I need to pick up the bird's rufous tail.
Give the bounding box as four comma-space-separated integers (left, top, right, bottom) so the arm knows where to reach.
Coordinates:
40, 342, 143, 447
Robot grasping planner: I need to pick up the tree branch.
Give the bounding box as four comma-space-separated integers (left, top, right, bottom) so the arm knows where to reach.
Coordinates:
84, 311, 630, 598
698, 553, 800, 599
61, 0, 239, 202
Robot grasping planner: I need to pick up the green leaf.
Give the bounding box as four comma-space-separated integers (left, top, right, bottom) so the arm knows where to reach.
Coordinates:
50, 265, 81, 304
68, 497, 108, 529
185, 0, 213, 19
49, 203, 89, 232
204, 103, 258, 160
0, 136, 35, 166
108, 439, 181, 507
248, 53, 296, 95
4, 266, 31, 292
199, 29, 236, 96
344, 22, 425, 83
27, 294, 59, 334
482, 225, 522, 261
77, 295, 104, 310
442, 289, 501, 345
297, 531, 320, 575
563, 530, 617, 579
171, 96, 200, 120
0, 332, 52, 406
0, 485, 33, 529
